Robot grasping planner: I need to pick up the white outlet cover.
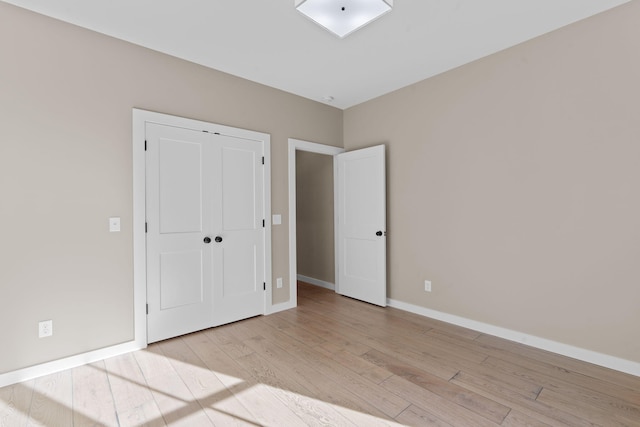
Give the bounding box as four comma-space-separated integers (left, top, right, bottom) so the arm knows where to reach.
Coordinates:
39, 320, 53, 338
276, 277, 283, 288
109, 217, 121, 232
272, 214, 282, 225
424, 280, 432, 292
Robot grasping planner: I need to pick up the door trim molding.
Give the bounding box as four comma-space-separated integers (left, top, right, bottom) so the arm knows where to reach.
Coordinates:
287, 139, 344, 310
133, 109, 272, 343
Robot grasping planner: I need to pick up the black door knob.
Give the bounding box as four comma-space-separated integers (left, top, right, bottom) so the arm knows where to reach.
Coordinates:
215, 236, 223, 243
376, 231, 383, 236
203, 237, 211, 244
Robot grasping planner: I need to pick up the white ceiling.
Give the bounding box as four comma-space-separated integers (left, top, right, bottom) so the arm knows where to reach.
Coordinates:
3, 0, 629, 109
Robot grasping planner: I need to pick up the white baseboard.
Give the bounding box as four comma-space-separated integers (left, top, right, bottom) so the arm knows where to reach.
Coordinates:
6, 293, 636, 388
0, 340, 146, 388
297, 274, 335, 291
387, 298, 640, 378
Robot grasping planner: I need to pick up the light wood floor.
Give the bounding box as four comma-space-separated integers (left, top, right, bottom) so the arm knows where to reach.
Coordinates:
2, 282, 640, 426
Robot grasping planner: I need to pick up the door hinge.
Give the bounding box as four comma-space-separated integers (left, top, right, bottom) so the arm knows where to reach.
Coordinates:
263, 282, 266, 291
262, 156, 264, 165
145, 222, 148, 233
144, 140, 147, 151
146, 304, 148, 315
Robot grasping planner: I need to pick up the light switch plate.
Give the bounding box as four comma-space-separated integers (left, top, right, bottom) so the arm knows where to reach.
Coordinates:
109, 217, 121, 232
272, 214, 282, 225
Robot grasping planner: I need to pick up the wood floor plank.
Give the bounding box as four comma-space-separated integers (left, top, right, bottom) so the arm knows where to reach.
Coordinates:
314, 345, 393, 385
536, 388, 639, 427
270, 305, 314, 325
383, 329, 488, 365
260, 314, 328, 347
240, 318, 407, 421
380, 375, 500, 427
461, 333, 640, 408
454, 363, 543, 401
104, 352, 163, 425
301, 294, 431, 343
292, 298, 482, 380
27, 370, 73, 427
244, 314, 409, 418
274, 307, 375, 356
133, 344, 175, 382
0, 380, 33, 427
362, 349, 510, 424
117, 400, 166, 427
281, 302, 463, 381
501, 410, 552, 427
450, 368, 542, 403
538, 377, 640, 424
145, 371, 214, 427
134, 342, 217, 426
235, 351, 356, 426
476, 333, 640, 392
248, 315, 412, 419
158, 337, 258, 426
425, 330, 545, 399
451, 370, 600, 427
182, 329, 309, 426
203, 323, 257, 360
71, 361, 119, 427
483, 355, 640, 411
395, 404, 453, 427
238, 330, 398, 425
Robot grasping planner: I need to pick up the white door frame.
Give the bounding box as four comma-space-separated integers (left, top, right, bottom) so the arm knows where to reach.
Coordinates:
287, 138, 344, 308
133, 109, 272, 345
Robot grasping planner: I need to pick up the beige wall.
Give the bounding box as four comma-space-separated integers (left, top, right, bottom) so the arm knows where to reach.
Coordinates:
296, 151, 335, 284
3, 0, 638, 377
344, 1, 640, 363
0, 3, 342, 374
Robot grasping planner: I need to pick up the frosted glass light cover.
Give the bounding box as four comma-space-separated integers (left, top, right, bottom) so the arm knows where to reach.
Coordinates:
296, 0, 393, 38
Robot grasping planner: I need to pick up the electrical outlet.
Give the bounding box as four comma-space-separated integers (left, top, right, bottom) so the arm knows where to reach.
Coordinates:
39, 320, 53, 338
424, 280, 432, 292
109, 217, 121, 232
276, 277, 283, 288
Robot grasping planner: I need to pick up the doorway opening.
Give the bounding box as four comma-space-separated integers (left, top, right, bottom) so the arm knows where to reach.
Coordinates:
287, 138, 387, 308
296, 151, 335, 288
287, 139, 344, 305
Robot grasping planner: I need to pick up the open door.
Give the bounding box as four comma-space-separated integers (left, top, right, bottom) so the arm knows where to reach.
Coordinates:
335, 145, 386, 306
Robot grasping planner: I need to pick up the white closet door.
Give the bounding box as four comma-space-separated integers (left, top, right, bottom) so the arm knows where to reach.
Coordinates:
146, 125, 265, 343
146, 123, 215, 343
211, 134, 265, 325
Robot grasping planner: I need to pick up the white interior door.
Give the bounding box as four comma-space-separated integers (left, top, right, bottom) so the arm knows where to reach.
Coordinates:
146, 124, 264, 343
211, 135, 265, 325
336, 145, 387, 306
146, 123, 214, 342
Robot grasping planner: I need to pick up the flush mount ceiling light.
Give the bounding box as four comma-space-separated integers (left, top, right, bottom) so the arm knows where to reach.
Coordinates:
295, 0, 393, 38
